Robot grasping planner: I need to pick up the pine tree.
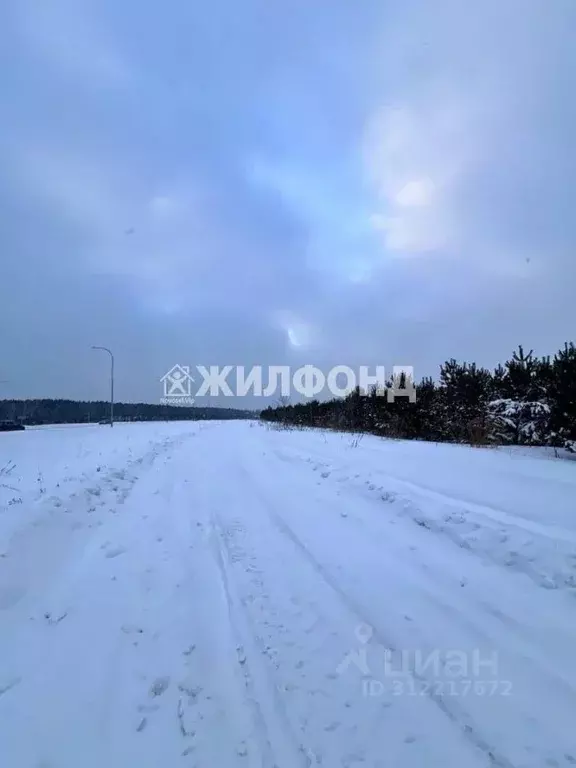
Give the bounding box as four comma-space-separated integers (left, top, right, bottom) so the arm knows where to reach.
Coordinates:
549, 342, 576, 449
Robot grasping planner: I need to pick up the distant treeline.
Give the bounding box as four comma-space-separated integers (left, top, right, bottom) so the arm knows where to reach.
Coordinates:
261, 343, 576, 451
0, 399, 253, 425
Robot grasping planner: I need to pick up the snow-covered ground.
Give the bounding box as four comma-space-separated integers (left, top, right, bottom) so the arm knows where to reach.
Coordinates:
1, 421, 575, 767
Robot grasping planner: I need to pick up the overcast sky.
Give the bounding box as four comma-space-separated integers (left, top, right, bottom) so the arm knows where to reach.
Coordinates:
1, 0, 575, 405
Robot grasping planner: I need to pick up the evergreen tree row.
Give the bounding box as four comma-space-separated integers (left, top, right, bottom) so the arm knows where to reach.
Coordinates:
260, 343, 576, 451
0, 399, 252, 426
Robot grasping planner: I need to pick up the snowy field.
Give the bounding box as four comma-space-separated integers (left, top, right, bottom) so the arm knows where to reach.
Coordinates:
1, 421, 576, 767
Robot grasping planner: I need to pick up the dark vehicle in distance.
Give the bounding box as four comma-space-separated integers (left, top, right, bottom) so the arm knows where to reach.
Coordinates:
0, 421, 25, 432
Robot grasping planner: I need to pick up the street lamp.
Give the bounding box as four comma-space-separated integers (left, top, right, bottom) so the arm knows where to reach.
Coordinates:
91, 346, 114, 427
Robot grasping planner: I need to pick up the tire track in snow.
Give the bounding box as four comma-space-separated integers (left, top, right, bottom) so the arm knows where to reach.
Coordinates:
202, 454, 490, 767
210, 512, 311, 768
264, 504, 516, 768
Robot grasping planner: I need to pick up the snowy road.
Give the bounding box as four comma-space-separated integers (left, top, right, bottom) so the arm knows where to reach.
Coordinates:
1, 422, 576, 767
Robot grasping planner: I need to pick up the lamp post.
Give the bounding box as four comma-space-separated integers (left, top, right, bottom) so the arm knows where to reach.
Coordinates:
91, 346, 114, 427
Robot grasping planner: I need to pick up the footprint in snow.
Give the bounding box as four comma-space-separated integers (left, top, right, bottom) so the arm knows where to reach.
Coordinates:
149, 676, 171, 697
44, 611, 68, 625
121, 624, 144, 635
237, 743, 248, 757
179, 682, 203, 702
105, 546, 127, 559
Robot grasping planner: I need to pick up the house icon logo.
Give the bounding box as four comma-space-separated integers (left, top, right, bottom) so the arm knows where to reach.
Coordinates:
160, 365, 195, 404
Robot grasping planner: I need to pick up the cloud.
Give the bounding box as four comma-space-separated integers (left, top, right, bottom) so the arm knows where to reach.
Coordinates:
362, 95, 480, 254
12, 0, 132, 86
9, 133, 318, 330
1, 0, 575, 404
273, 311, 319, 352
149, 195, 185, 221
396, 178, 435, 208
